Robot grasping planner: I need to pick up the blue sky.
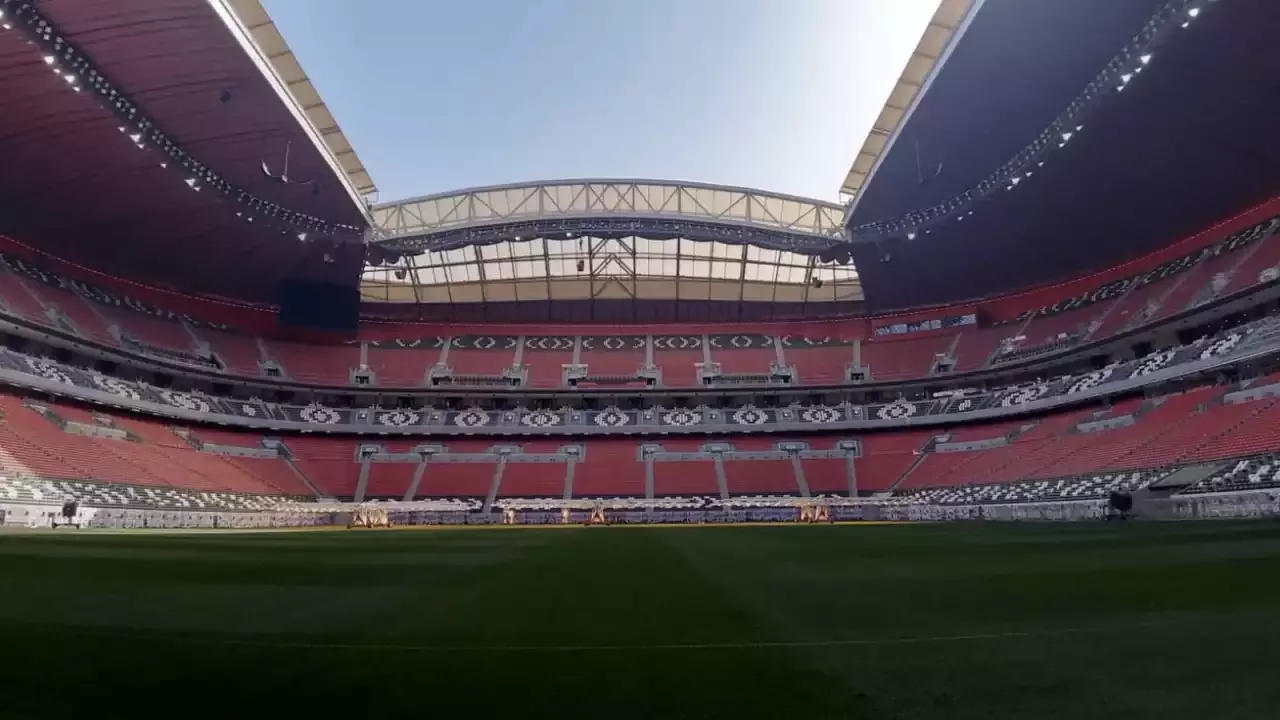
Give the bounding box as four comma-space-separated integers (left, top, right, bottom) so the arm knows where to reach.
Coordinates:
262, 0, 939, 203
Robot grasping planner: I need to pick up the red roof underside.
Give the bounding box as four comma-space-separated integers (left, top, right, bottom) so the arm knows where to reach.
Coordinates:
0, 0, 366, 303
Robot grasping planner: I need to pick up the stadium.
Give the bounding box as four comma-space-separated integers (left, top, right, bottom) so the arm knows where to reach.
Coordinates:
1, 0, 1279, 716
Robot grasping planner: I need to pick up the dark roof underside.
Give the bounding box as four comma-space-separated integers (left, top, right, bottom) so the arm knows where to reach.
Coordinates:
849, 0, 1280, 311
0, 0, 367, 302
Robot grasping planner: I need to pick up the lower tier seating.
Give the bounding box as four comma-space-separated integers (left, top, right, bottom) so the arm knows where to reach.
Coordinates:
1181, 457, 1280, 494
5, 367, 1280, 507
0, 475, 289, 511
899, 471, 1163, 506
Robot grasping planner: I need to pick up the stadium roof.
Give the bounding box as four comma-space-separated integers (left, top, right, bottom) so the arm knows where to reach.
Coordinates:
0, 0, 375, 302
839, 0, 974, 201
362, 179, 859, 311
842, 0, 1280, 310
220, 0, 375, 198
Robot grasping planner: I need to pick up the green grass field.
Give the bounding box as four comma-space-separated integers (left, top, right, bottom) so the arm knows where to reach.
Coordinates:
2, 521, 1280, 718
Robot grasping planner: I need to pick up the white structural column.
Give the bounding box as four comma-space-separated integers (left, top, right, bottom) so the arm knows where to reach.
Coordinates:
712, 452, 730, 501
562, 458, 576, 500
353, 458, 372, 503
790, 454, 812, 498
847, 454, 859, 498
403, 458, 429, 502
482, 456, 507, 513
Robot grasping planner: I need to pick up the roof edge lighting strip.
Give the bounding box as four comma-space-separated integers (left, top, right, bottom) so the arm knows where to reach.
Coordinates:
0, 0, 364, 241
847, 0, 1211, 241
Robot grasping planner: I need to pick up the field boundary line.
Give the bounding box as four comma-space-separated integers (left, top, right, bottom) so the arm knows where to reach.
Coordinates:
18, 612, 1277, 654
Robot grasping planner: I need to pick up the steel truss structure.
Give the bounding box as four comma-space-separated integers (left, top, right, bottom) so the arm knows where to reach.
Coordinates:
361, 234, 861, 305
364, 179, 855, 305
371, 180, 847, 251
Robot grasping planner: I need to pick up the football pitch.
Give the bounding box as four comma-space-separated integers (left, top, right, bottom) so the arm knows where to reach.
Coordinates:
2, 521, 1279, 719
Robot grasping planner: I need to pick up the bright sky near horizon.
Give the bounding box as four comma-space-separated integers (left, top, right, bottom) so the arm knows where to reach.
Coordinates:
261, 0, 940, 204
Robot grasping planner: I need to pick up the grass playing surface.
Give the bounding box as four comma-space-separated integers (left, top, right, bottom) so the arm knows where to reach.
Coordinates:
2, 521, 1279, 718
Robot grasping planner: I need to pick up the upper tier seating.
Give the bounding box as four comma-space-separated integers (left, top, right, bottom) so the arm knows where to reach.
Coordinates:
44, 289, 116, 346
0, 218, 1273, 388
710, 343, 777, 377
951, 326, 1013, 371
199, 328, 266, 376
862, 334, 955, 381
0, 207, 1270, 391
268, 340, 358, 385
447, 345, 516, 378
366, 346, 436, 386
1223, 233, 1280, 296
522, 345, 575, 388
653, 347, 704, 387
0, 270, 55, 328
577, 337, 646, 381
106, 307, 194, 352
784, 343, 852, 384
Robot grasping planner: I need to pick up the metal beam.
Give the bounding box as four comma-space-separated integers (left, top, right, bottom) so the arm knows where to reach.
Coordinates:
371, 179, 846, 250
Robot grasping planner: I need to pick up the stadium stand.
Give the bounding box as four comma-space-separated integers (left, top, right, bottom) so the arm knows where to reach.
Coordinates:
365, 345, 435, 387
653, 337, 705, 387
108, 309, 194, 353
364, 462, 417, 499
0, 208, 1273, 390
853, 430, 934, 492
1223, 237, 1280, 297
1180, 457, 1280, 494
951, 326, 1013, 371
269, 339, 358, 385
0, 475, 290, 511
573, 439, 647, 498
708, 335, 779, 378
801, 454, 852, 495
498, 444, 570, 497
200, 328, 267, 377
577, 336, 647, 385
522, 339, 575, 389
899, 471, 1164, 506
862, 333, 955, 380
445, 337, 518, 381
4, 358, 1280, 510
283, 437, 360, 497
0, 271, 56, 329
652, 438, 720, 495
723, 456, 797, 496
418, 448, 499, 498
49, 291, 117, 346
